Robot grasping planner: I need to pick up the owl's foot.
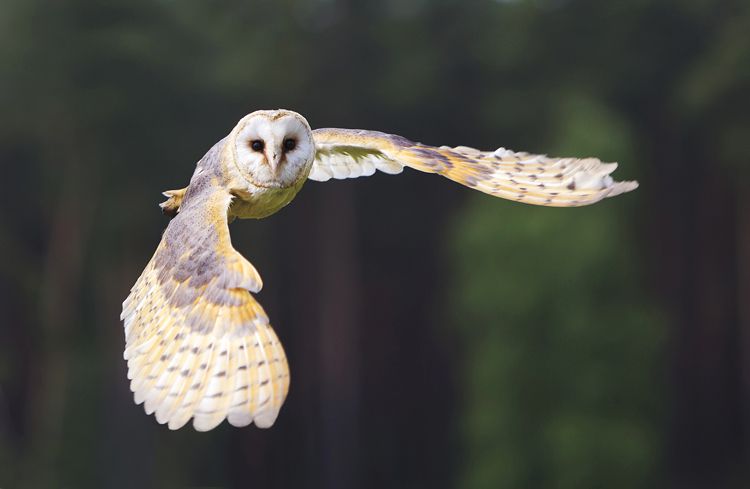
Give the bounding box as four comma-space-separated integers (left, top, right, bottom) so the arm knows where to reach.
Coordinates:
159, 187, 187, 217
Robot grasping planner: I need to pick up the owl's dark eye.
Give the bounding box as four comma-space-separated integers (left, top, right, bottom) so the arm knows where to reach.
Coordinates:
250, 140, 264, 152
283, 138, 296, 152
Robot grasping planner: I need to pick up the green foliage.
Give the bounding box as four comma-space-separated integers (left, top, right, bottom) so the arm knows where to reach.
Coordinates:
449, 196, 665, 489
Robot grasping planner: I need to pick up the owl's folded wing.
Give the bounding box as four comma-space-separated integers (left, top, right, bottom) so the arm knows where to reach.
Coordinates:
310, 128, 637, 207
121, 187, 289, 431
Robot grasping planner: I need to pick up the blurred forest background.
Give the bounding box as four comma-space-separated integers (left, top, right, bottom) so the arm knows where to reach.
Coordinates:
1, 0, 748, 488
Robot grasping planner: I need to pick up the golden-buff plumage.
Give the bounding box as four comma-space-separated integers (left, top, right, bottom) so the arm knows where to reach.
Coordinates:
122, 109, 638, 431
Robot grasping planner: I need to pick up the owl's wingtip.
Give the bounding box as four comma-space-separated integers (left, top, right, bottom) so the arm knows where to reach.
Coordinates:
608, 179, 639, 198
621, 179, 639, 191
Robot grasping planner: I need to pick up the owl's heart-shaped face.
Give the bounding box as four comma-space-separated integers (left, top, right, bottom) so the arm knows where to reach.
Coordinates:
231, 110, 315, 189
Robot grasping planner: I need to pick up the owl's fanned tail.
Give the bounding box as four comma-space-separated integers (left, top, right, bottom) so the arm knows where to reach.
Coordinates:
122, 185, 289, 431
311, 128, 638, 207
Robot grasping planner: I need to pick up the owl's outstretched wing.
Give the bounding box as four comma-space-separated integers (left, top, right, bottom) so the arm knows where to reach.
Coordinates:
310, 128, 637, 206
121, 186, 289, 431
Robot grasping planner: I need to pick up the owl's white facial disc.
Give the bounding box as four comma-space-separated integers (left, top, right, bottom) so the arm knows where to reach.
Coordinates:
232, 110, 315, 189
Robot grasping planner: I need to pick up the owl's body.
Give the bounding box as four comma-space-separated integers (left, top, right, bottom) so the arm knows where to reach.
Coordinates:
122, 109, 638, 431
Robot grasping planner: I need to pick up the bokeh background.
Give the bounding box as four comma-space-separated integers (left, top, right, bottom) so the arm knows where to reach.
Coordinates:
1, 0, 748, 488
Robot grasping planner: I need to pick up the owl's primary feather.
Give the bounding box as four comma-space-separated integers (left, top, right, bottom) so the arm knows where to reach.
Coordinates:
125, 109, 638, 431
310, 128, 637, 206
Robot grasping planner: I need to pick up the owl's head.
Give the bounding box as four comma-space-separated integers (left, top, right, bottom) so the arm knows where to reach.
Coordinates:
229, 109, 315, 189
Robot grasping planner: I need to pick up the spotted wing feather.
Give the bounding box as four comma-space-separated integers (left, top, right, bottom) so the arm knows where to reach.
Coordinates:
121, 187, 289, 431
311, 128, 637, 207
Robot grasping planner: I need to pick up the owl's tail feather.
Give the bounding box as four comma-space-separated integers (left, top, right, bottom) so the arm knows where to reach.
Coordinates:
398, 144, 638, 207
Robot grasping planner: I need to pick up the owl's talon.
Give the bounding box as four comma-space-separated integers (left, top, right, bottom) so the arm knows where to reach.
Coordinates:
159, 188, 187, 217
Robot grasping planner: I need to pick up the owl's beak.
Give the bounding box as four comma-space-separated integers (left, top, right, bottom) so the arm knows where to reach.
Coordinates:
267, 150, 283, 175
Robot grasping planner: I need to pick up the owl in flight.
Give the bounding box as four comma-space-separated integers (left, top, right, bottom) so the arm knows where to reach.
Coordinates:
121, 109, 638, 431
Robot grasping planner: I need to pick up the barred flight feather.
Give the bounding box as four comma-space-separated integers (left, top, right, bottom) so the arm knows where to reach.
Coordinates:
121, 184, 289, 431
311, 128, 637, 207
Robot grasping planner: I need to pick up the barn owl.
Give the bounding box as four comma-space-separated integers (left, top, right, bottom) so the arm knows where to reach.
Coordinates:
121, 109, 638, 432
